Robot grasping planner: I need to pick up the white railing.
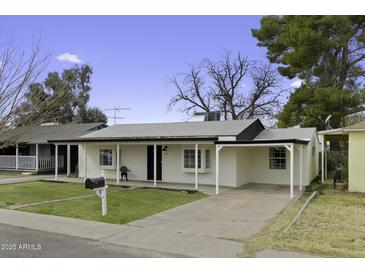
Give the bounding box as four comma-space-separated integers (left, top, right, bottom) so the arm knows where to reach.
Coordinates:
0, 155, 16, 169
0, 155, 64, 170
38, 155, 64, 170
18, 156, 36, 170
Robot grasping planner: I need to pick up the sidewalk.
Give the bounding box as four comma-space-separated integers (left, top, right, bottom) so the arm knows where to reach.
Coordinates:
0, 175, 54, 185
0, 209, 243, 257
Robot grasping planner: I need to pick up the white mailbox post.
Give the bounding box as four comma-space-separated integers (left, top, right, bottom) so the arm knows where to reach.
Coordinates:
85, 171, 108, 216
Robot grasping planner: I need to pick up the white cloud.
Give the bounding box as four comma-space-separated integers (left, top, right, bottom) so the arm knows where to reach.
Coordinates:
56, 53, 82, 64
290, 79, 304, 89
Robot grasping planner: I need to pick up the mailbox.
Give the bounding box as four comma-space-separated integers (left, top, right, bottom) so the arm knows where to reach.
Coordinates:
85, 177, 106, 190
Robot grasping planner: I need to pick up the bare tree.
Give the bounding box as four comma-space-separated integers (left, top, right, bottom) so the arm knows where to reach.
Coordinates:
168, 65, 212, 114
0, 38, 65, 147
168, 52, 287, 123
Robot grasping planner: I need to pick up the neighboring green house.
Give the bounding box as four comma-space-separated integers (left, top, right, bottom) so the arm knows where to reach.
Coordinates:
319, 120, 365, 192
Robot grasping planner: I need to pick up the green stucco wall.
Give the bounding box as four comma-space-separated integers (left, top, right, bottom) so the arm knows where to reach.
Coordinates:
349, 132, 365, 192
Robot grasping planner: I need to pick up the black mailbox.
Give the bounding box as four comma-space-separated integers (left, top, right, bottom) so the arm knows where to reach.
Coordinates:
85, 177, 106, 190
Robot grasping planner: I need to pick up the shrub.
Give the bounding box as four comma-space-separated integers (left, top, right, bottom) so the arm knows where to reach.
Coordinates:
305, 177, 324, 194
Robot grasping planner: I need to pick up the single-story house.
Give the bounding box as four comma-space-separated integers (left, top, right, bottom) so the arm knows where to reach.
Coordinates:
319, 120, 365, 192
51, 118, 319, 198
0, 122, 106, 174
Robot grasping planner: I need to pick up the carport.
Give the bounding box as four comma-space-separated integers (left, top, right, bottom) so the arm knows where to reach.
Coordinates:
215, 140, 308, 199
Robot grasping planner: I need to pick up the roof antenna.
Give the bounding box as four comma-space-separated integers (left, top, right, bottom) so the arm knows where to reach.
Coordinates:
104, 106, 131, 125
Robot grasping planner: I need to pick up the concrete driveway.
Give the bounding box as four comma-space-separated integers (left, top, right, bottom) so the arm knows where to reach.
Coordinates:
127, 183, 290, 241
0, 183, 291, 257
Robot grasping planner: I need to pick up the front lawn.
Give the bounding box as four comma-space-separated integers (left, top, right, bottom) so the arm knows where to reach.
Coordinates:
0, 172, 22, 179
0, 181, 91, 207
0, 181, 207, 224
242, 184, 365, 258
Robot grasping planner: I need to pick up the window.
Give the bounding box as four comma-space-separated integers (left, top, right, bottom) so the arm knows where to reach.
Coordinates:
312, 145, 315, 157
269, 147, 286, 169
99, 149, 113, 167
184, 149, 201, 169
205, 150, 211, 169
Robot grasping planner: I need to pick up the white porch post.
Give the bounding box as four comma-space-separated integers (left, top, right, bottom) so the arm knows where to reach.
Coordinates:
116, 144, 120, 184
15, 144, 19, 170
289, 144, 294, 199
55, 144, 58, 180
153, 144, 157, 187
195, 143, 198, 190
285, 143, 294, 199
66, 144, 71, 176
215, 145, 222, 195
324, 142, 328, 179
321, 136, 325, 183
35, 144, 39, 172
84, 144, 87, 180
299, 144, 303, 191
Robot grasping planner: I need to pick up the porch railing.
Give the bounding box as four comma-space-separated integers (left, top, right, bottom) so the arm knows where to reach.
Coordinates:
38, 155, 64, 170
0, 155, 64, 170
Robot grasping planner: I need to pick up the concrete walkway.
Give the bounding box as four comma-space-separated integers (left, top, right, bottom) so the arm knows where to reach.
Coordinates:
0, 208, 242, 257
0, 183, 291, 257
0, 175, 54, 185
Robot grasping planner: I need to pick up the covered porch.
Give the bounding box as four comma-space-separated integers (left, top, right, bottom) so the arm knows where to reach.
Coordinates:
60, 140, 308, 199
0, 143, 66, 172
318, 128, 349, 183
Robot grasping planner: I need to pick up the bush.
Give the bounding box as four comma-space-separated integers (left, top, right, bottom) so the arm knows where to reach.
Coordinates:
327, 150, 348, 178
305, 178, 324, 194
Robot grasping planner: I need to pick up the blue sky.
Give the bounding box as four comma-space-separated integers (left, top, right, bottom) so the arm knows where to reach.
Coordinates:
0, 16, 297, 124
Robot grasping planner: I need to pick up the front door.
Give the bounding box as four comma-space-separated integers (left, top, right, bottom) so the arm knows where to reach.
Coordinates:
147, 145, 162, 180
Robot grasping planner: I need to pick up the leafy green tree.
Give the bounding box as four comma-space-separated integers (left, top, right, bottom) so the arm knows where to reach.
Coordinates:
277, 86, 365, 130
252, 16, 365, 89
15, 65, 107, 125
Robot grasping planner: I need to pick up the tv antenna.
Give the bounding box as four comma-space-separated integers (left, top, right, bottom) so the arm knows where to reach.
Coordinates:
104, 106, 130, 125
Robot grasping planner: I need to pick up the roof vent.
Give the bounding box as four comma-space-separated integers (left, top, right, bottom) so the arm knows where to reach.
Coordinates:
189, 112, 220, 122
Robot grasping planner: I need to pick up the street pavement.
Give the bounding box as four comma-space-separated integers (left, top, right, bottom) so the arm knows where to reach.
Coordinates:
0, 223, 182, 258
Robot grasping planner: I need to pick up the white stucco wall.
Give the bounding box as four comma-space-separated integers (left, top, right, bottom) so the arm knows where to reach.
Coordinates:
236, 139, 318, 186
78, 135, 319, 187
78, 143, 238, 187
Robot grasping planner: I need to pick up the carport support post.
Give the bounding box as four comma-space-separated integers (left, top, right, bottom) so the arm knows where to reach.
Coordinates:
35, 144, 39, 172
195, 143, 198, 190
299, 144, 303, 191
153, 144, 157, 187
66, 144, 71, 177
321, 136, 325, 183
15, 143, 19, 170
84, 144, 87, 180
215, 145, 222, 195
55, 144, 58, 180
289, 144, 294, 199
285, 143, 294, 199
116, 144, 120, 184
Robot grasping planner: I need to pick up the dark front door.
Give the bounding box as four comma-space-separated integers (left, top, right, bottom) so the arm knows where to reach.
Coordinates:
147, 145, 162, 180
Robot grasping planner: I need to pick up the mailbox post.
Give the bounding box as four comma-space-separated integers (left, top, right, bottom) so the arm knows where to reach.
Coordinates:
85, 173, 108, 216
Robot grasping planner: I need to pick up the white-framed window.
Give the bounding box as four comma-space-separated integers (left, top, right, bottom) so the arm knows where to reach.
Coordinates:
205, 149, 211, 169
184, 149, 201, 169
99, 148, 114, 168
269, 147, 286, 169
312, 145, 315, 157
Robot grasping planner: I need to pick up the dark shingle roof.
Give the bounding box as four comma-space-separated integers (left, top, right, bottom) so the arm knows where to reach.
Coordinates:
0, 123, 106, 144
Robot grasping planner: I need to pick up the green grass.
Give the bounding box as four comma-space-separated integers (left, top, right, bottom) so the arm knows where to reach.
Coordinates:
241, 184, 365, 258
0, 172, 22, 179
0, 181, 207, 224
0, 181, 91, 207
